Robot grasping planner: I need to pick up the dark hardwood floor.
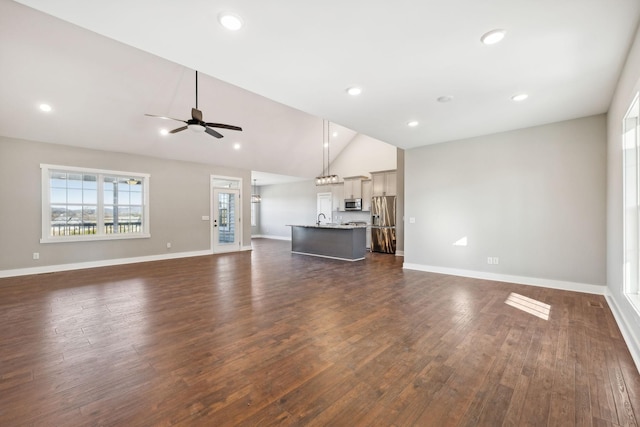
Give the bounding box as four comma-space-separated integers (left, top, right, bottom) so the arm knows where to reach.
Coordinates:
0, 238, 638, 426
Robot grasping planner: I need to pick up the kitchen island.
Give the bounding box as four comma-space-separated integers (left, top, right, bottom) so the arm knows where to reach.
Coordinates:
288, 224, 367, 261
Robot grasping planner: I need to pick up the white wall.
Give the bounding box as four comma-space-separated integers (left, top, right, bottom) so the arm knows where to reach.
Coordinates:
606, 23, 640, 370
404, 114, 607, 293
330, 134, 397, 179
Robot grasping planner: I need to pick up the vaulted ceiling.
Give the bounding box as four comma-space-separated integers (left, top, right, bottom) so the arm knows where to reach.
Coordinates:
2, 1, 639, 184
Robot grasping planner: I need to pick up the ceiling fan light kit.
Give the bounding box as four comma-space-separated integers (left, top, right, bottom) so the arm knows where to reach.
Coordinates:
146, 70, 242, 139
188, 124, 206, 133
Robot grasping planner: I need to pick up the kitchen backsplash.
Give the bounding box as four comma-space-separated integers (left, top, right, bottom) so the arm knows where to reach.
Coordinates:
333, 210, 371, 224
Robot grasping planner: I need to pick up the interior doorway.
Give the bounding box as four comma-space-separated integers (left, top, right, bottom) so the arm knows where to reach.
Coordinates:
317, 192, 332, 223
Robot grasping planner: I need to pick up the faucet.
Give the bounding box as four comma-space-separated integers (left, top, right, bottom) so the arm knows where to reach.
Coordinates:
316, 213, 326, 226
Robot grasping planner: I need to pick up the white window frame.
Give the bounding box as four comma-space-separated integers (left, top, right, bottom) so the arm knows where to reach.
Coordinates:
41, 164, 150, 243
623, 93, 640, 314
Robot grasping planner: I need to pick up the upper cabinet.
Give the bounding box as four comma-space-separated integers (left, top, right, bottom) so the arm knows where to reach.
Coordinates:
343, 175, 368, 199
361, 179, 372, 211
332, 183, 344, 212
371, 170, 397, 196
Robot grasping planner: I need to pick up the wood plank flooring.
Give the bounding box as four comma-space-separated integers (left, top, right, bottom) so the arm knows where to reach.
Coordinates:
0, 238, 638, 426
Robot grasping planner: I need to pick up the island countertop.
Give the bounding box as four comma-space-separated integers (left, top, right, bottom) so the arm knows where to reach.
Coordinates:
286, 223, 367, 229
287, 224, 367, 261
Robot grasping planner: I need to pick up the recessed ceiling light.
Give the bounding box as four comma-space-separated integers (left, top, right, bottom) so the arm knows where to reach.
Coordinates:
233, 143, 241, 150
159, 129, 169, 136
332, 131, 338, 138
218, 12, 243, 31
39, 103, 52, 112
407, 120, 419, 127
346, 86, 362, 96
437, 95, 454, 103
511, 93, 529, 102
480, 29, 506, 45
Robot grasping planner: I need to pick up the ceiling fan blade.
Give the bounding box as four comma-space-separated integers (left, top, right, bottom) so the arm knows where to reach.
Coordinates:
205, 127, 224, 138
191, 108, 203, 122
145, 113, 186, 123
205, 123, 243, 131
169, 126, 188, 134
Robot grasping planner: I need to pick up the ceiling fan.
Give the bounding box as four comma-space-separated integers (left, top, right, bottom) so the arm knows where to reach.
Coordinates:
145, 70, 242, 139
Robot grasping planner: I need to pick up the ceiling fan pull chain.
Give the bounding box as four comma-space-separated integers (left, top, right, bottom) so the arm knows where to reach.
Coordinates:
195, 70, 198, 109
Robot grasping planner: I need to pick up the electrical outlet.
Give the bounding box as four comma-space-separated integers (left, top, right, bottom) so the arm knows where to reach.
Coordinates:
487, 257, 493, 265
33, 252, 39, 260
166, 242, 171, 249
493, 257, 499, 265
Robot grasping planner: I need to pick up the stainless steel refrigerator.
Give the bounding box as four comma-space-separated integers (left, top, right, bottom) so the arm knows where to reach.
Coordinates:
370, 196, 396, 254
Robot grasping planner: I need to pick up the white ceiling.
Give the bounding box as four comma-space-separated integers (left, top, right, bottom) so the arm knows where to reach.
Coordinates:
2, 1, 640, 185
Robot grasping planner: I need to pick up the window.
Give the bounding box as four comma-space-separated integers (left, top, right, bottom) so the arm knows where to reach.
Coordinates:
41, 165, 150, 242
623, 94, 640, 313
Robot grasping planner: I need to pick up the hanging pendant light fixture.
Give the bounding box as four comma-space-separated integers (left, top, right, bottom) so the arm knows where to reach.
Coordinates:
251, 179, 261, 203
315, 120, 339, 186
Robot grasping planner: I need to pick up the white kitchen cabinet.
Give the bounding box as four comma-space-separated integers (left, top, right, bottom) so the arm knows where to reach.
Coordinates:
331, 183, 344, 212
361, 179, 372, 211
343, 176, 368, 199
371, 170, 397, 196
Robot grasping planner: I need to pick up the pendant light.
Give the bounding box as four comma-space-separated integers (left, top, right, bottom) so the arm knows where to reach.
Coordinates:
315, 120, 339, 186
251, 179, 261, 203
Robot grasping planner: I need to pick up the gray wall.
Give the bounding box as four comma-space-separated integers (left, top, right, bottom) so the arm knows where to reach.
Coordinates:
396, 148, 405, 254
0, 136, 252, 272
256, 180, 380, 241
404, 114, 607, 286
257, 180, 318, 239
607, 22, 640, 367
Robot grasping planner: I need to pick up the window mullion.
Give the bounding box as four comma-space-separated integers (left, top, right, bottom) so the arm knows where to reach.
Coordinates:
97, 174, 104, 235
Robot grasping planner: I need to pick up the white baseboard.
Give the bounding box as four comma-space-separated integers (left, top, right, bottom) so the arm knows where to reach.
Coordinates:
402, 262, 638, 374
604, 290, 640, 374
396, 250, 405, 256
402, 263, 606, 295
0, 249, 212, 278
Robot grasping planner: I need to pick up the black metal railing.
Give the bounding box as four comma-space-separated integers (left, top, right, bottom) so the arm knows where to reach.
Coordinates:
50, 221, 142, 236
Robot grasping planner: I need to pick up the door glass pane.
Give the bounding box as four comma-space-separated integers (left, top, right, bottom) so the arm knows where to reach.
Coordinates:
218, 192, 236, 244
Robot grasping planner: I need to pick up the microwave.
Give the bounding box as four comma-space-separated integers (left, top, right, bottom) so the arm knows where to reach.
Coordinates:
344, 198, 362, 211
